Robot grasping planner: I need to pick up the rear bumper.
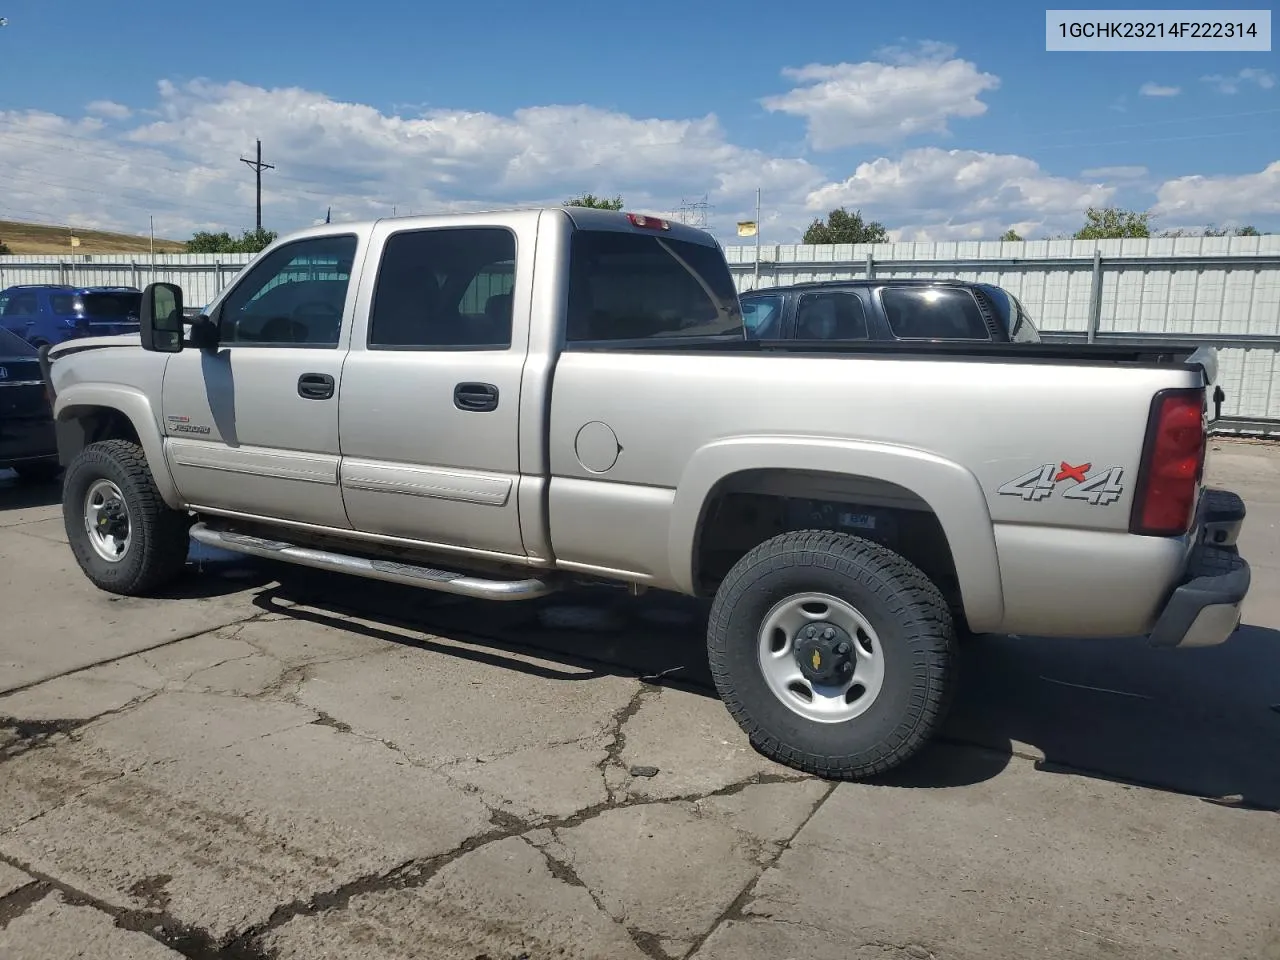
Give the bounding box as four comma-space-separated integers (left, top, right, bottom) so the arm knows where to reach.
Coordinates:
1148, 488, 1251, 649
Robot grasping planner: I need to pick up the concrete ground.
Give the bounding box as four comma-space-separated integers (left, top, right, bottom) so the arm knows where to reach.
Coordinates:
1, 439, 1278, 960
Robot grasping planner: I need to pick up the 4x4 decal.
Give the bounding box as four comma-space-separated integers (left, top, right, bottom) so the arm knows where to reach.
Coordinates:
999, 461, 1125, 505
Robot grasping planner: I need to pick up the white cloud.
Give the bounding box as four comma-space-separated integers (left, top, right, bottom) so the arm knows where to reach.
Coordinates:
806, 147, 1113, 240
1201, 68, 1276, 94
761, 41, 999, 150
1080, 165, 1149, 180
2, 76, 1267, 247
0, 79, 824, 241
1139, 82, 1180, 97
85, 100, 133, 120
1153, 161, 1280, 223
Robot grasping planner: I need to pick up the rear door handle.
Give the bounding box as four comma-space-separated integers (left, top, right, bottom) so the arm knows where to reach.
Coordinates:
453, 382, 499, 412
298, 373, 335, 400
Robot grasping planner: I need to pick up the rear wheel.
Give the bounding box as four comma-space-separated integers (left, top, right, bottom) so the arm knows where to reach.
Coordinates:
62, 439, 192, 595
707, 529, 956, 780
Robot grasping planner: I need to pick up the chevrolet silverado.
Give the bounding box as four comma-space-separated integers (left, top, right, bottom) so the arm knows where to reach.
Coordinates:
40, 207, 1251, 780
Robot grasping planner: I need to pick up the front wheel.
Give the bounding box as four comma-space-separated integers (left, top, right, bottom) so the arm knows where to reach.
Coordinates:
707, 530, 956, 781
62, 439, 192, 595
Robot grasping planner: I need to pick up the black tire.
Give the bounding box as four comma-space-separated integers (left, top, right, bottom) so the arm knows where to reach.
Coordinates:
707, 529, 956, 781
12, 459, 62, 483
62, 439, 192, 596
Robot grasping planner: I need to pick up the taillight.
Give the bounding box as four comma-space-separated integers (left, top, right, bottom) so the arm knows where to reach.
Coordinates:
626, 213, 670, 231
1130, 387, 1206, 536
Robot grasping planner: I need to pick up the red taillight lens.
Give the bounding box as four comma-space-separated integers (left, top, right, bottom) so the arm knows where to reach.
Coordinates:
626, 212, 670, 231
1130, 388, 1206, 536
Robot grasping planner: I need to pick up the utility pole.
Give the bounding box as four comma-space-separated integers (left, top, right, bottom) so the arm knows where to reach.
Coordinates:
239, 139, 274, 231
754, 187, 761, 282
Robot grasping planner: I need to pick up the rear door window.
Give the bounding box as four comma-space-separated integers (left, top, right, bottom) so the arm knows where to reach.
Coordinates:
881, 286, 991, 341
794, 291, 869, 340
368, 227, 516, 350
1, 292, 39, 316
566, 230, 742, 342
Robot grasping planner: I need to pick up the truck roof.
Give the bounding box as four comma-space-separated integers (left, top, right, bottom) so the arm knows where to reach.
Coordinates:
293, 206, 722, 249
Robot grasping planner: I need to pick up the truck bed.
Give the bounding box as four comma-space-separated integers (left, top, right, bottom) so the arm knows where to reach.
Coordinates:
572, 335, 1209, 369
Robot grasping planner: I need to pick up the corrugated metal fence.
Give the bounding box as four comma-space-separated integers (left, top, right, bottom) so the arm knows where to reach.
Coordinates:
727, 235, 1280, 431
4, 235, 1279, 428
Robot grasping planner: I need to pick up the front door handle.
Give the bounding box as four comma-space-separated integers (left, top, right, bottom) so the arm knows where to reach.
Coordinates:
453, 382, 499, 412
298, 373, 335, 400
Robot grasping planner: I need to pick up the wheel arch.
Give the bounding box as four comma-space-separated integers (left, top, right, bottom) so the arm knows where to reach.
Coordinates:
668, 436, 1005, 632
53, 384, 181, 508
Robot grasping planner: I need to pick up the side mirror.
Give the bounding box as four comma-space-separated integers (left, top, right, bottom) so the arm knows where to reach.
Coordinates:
188, 315, 220, 354
139, 283, 185, 353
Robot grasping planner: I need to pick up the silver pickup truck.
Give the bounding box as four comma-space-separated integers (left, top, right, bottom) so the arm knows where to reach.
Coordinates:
41, 207, 1251, 781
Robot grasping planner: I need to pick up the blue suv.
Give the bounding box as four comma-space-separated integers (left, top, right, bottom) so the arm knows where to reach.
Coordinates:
0, 284, 142, 347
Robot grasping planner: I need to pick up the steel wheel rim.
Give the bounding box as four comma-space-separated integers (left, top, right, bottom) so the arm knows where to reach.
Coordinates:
756, 592, 886, 724
84, 478, 132, 563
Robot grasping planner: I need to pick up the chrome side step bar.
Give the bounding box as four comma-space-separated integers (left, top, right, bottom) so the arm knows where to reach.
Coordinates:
189, 523, 559, 601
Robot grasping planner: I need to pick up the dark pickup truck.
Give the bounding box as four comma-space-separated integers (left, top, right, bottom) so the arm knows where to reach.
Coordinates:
739, 278, 1042, 344
0, 325, 58, 481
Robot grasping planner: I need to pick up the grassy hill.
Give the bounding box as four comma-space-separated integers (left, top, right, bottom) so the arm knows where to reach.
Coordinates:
0, 220, 187, 255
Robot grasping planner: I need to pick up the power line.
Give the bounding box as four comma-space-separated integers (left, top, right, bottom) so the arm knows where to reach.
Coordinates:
239, 139, 274, 231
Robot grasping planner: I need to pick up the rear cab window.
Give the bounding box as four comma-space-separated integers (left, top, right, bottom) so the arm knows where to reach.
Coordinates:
565, 230, 743, 343
881, 286, 991, 341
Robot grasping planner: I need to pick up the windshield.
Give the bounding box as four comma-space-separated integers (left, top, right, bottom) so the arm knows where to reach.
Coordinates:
0, 325, 38, 357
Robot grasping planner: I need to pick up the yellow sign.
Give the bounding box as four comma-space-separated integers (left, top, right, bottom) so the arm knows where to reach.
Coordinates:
69, 236, 81, 247
736, 220, 758, 238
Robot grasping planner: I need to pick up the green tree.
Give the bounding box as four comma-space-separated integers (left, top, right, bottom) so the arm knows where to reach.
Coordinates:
185, 227, 279, 254
999, 228, 1023, 242
1158, 223, 1264, 238
1073, 206, 1151, 240
0, 238, 10, 255
564, 193, 625, 210
236, 226, 278, 252
802, 207, 888, 244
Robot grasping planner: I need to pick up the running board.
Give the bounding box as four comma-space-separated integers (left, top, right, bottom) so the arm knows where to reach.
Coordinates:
189, 523, 558, 601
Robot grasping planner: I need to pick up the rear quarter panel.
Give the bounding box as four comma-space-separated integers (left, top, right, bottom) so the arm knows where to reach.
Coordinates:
548, 349, 1204, 637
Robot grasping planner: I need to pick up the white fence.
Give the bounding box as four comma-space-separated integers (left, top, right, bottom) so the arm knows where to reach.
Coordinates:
0, 252, 255, 310
727, 235, 1280, 429
4, 235, 1279, 427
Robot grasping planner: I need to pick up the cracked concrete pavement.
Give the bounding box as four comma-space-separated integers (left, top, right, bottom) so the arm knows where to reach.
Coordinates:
1, 440, 1279, 959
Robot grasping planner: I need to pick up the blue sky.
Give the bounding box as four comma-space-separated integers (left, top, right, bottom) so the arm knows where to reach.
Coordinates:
0, 0, 1276, 241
